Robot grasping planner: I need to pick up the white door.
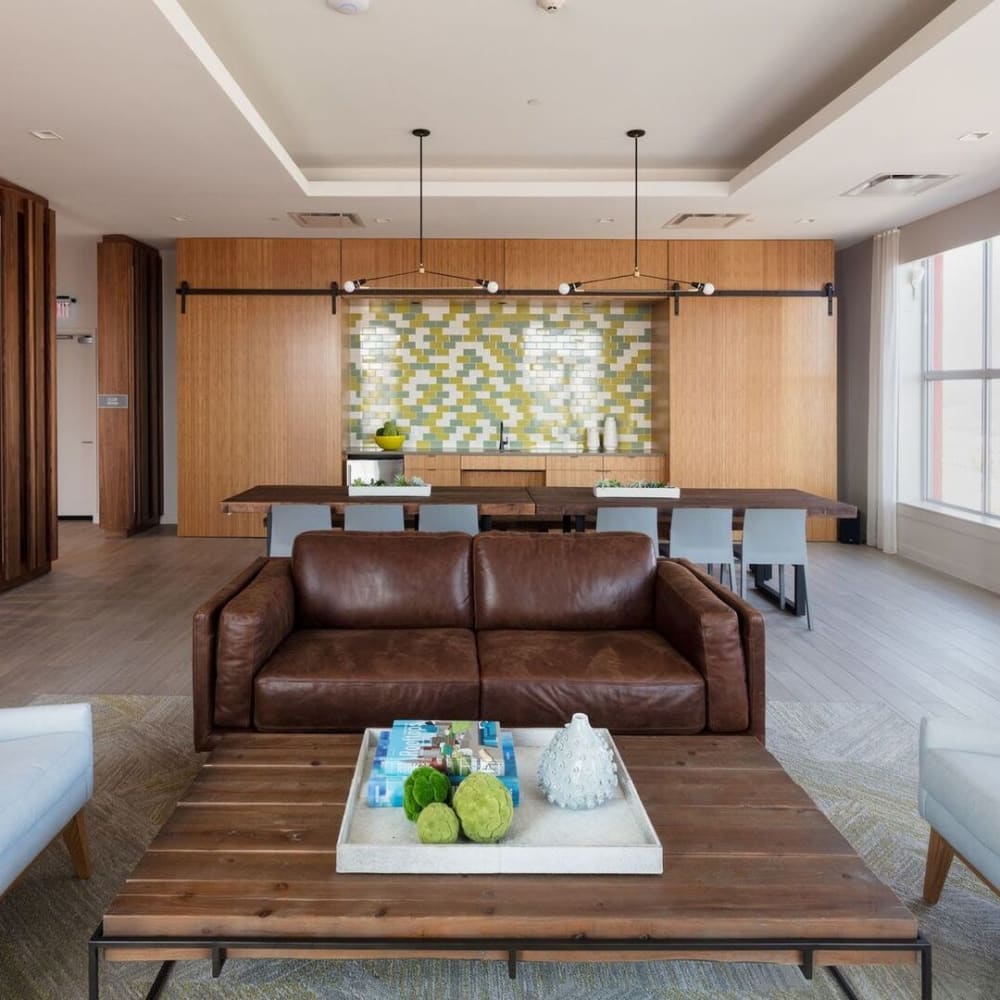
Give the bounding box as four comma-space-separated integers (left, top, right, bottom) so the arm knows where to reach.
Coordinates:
56, 335, 98, 517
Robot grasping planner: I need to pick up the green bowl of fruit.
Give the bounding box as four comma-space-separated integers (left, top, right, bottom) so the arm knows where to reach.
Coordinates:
374, 419, 405, 451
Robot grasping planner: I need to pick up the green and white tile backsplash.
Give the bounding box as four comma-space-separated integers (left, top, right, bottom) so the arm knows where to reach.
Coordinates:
348, 300, 654, 451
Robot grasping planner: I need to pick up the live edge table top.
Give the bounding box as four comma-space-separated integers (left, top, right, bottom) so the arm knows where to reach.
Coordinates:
101, 734, 917, 966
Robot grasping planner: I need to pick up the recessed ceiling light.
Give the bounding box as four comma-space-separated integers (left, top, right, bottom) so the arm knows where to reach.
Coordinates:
597, 218, 615, 224
268, 216, 281, 222
30, 129, 62, 141
326, 0, 370, 13
958, 131, 991, 142
796, 217, 816, 224
374, 217, 392, 224
526, 98, 542, 106
170, 215, 188, 223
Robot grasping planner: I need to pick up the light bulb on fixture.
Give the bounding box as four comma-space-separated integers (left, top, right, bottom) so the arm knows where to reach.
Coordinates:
558, 282, 581, 295
477, 279, 500, 294
343, 279, 366, 293
698, 282, 715, 296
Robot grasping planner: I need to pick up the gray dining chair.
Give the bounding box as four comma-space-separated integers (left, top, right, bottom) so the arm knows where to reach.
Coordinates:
417, 504, 480, 535
267, 504, 332, 557
595, 507, 661, 554
738, 508, 811, 628
343, 504, 405, 532
668, 507, 736, 589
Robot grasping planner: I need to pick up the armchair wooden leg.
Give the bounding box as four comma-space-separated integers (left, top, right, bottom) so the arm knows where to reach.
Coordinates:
61, 808, 92, 880
923, 827, 954, 904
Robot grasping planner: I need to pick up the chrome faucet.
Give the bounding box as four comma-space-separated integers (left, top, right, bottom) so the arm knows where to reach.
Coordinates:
498, 421, 509, 451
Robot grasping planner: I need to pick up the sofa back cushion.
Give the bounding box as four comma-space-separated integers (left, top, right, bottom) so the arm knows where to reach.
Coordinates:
474, 532, 656, 630
292, 531, 473, 629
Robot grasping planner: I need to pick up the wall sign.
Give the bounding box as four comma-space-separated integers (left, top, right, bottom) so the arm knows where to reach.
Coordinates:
98, 394, 128, 409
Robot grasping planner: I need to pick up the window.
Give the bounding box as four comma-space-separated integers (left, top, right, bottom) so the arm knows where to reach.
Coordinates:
922, 238, 1000, 517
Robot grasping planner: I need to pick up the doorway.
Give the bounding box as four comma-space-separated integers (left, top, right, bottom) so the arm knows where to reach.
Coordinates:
56, 334, 97, 518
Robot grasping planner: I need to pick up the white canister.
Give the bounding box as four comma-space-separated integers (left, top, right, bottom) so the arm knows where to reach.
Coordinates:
585, 425, 600, 452
603, 416, 618, 453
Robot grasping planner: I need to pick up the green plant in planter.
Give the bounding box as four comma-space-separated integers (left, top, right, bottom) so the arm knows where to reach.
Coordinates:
375, 418, 403, 436
402, 766, 451, 821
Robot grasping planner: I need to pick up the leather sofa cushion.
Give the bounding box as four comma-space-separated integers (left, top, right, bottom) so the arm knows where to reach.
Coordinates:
478, 629, 705, 733
292, 532, 473, 629
474, 532, 656, 631
254, 628, 480, 731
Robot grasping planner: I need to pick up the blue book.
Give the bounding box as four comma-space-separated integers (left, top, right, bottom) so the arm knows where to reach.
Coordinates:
380, 719, 505, 777
367, 729, 520, 807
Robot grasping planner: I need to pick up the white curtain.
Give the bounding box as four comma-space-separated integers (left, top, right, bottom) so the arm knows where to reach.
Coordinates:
866, 229, 900, 553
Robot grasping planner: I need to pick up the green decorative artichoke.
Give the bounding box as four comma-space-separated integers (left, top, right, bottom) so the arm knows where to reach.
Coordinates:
416, 803, 460, 844
402, 766, 451, 822
452, 772, 514, 843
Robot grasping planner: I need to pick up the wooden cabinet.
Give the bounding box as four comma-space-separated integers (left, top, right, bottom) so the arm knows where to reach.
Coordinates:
503, 240, 671, 292
545, 455, 604, 487
0, 179, 56, 590
403, 454, 461, 486
669, 240, 833, 291
601, 455, 668, 480
97, 236, 163, 537
342, 239, 503, 291
459, 454, 545, 487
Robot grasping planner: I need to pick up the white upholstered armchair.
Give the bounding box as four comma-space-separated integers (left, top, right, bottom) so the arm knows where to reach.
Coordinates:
919, 716, 1000, 904
0, 703, 94, 897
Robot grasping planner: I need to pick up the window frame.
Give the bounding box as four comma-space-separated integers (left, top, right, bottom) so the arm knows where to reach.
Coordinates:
920, 239, 1000, 519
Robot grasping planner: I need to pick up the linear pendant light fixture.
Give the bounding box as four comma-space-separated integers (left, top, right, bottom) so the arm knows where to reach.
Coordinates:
557, 129, 714, 297
343, 129, 500, 294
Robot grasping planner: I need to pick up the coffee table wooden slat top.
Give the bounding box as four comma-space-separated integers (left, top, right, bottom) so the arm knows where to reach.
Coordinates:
103, 734, 917, 946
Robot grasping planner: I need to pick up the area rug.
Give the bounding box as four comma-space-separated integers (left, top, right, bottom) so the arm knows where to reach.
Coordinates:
1, 697, 997, 999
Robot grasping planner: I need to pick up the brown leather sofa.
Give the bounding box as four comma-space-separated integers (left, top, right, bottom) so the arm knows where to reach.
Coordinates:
193, 531, 765, 751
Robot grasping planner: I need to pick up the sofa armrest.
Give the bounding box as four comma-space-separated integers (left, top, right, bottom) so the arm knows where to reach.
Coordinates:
670, 559, 766, 743
920, 717, 1000, 762
192, 557, 268, 751
655, 559, 764, 741
0, 703, 92, 743
212, 559, 296, 735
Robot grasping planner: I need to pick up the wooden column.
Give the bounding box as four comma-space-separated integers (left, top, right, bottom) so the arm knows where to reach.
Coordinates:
0, 178, 57, 591
97, 235, 163, 537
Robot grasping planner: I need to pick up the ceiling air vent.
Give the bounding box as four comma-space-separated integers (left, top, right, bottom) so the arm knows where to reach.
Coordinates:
287, 211, 365, 228
842, 174, 955, 197
664, 213, 748, 229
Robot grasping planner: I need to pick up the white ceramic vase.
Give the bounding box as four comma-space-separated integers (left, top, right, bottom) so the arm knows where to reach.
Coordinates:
585, 425, 601, 453
602, 416, 618, 453
537, 712, 618, 810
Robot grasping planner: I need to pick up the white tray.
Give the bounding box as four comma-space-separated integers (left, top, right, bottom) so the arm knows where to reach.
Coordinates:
336, 727, 662, 875
347, 485, 432, 497
593, 486, 680, 499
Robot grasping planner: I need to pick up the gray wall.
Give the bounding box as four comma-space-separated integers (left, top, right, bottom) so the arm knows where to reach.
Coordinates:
835, 238, 873, 525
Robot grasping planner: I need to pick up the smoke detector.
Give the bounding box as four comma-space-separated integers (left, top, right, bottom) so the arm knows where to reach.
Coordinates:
327, 0, 369, 13
537, 0, 565, 10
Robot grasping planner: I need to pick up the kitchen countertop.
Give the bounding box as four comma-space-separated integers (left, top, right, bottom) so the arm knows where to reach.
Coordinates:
345, 449, 665, 459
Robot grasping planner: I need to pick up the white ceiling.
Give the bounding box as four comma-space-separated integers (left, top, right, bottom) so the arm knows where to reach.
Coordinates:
1, 0, 999, 247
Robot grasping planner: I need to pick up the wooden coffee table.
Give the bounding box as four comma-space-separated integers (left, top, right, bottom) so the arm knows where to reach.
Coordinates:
89, 734, 930, 999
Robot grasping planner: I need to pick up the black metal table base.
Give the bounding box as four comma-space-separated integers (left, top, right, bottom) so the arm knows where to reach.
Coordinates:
88, 923, 931, 999
751, 563, 808, 615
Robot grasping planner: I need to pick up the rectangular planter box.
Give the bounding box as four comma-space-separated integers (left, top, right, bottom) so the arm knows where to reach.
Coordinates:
347, 485, 432, 497
593, 486, 680, 499
336, 728, 663, 875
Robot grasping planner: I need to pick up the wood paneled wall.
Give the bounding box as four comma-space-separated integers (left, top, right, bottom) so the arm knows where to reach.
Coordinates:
342, 239, 503, 290
177, 239, 342, 537
0, 179, 57, 591
666, 241, 837, 540
97, 236, 163, 537
503, 240, 671, 291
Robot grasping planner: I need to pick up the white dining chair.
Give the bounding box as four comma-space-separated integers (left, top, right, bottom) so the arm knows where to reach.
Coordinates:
668, 508, 735, 588
344, 504, 405, 532
596, 507, 661, 553
267, 504, 332, 557
418, 504, 480, 535
738, 508, 811, 628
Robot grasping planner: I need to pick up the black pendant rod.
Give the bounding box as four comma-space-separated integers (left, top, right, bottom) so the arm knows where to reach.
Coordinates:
630, 128, 644, 275
414, 128, 430, 271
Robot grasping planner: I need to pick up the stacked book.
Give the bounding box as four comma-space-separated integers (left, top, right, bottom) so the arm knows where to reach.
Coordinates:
367, 720, 520, 808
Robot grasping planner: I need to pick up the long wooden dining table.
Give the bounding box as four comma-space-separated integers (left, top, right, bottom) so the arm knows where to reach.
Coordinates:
220, 483, 857, 619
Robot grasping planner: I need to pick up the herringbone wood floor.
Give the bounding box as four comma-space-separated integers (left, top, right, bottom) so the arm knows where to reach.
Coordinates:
1, 522, 999, 727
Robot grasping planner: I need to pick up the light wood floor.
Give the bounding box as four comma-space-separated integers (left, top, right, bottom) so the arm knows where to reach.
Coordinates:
1, 522, 999, 728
